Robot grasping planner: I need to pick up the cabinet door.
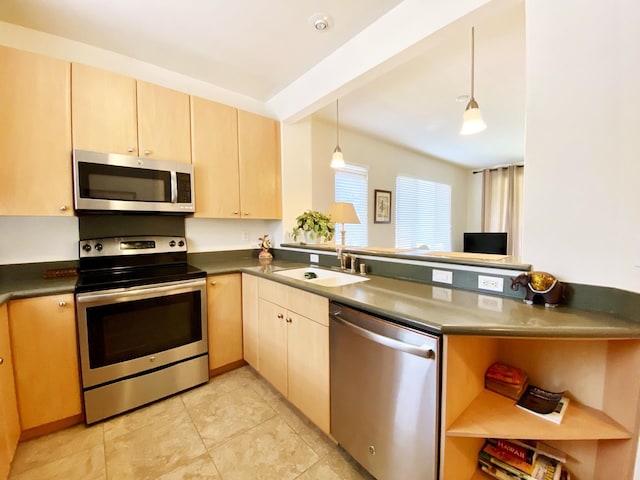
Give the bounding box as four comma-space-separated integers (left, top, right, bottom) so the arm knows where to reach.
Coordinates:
207, 273, 243, 373
191, 96, 240, 217
137, 80, 191, 163
0, 46, 72, 216
257, 299, 287, 396
287, 311, 330, 433
237, 110, 282, 219
0, 304, 19, 480
71, 63, 138, 156
9, 295, 82, 430
242, 274, 259, 369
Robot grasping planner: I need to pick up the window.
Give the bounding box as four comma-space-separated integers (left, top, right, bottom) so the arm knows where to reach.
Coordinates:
396, 176, 451, 250
335, 165, 368, 246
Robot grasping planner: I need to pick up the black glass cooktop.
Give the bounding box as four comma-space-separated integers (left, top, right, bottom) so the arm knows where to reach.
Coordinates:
75, 263, 206, 293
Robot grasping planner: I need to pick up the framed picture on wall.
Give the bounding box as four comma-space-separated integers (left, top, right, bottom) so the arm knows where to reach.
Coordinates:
374, 189, 392, 224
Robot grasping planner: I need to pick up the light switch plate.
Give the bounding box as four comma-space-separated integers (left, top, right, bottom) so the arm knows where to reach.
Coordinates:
432, 269, 453, 284
310, 254, 319, 264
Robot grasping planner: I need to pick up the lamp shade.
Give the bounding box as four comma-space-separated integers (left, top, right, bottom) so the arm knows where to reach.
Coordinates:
331, 147, 345, 169
327, 202, 360, 224
460, 99, 487, 135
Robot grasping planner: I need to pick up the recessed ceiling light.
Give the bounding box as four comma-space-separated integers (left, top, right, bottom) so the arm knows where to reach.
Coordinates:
456, 95, 470, 103
309, 13, 332, 32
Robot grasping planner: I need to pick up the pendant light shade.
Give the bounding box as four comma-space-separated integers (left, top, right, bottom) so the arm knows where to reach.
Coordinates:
460, 27, 486, 135
331, 99, 345, 168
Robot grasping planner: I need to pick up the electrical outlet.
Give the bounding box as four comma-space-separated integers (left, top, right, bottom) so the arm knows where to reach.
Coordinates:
310, 254, 319, 264
432, 287, 452, 302
242, 231, 249, 241
478, 275, 504, 292
432, 269, 453, 284
478, 295, 503, 312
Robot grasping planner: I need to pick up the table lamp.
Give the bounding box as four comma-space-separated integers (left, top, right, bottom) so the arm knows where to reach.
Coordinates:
328, 202, 360, 246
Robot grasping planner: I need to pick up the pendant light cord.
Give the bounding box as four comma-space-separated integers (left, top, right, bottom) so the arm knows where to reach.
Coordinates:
470, 26, 475, 99
336, 99, 340, 147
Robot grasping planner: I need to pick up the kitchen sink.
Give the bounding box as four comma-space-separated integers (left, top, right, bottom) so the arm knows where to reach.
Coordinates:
273, 267, 370, 287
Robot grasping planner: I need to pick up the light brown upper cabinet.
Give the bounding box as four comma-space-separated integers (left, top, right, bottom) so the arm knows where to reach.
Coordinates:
0, 46, 72, 216
72, 64, 191, 163
72, 63, 138, 156
137, 80, 191, 163
191, 96, 282, 219
238, 110, 282, 219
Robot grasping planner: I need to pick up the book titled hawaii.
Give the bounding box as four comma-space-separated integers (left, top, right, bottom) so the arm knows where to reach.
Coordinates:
516, 385, 570, 424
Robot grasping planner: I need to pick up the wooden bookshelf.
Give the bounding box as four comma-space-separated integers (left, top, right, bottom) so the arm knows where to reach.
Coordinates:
447, 389, 631, 440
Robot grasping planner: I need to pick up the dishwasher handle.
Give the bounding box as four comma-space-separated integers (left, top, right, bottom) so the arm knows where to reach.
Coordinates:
330, 313, 436, 359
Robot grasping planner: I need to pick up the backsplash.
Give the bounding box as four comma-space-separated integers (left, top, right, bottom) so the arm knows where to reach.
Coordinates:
0, 215, 282, 265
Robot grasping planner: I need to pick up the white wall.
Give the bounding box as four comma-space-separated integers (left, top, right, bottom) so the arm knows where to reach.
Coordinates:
309, 117, 470, 250
523, 0, 640, 293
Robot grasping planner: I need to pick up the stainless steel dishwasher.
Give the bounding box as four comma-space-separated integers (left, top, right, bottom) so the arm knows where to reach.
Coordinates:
330, 301, 440, 480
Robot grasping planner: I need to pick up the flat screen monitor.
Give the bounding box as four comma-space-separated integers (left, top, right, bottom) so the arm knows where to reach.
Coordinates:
463, 232, 508, 255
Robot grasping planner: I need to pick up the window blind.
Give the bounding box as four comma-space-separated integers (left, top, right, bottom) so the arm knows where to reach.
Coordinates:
395, 176, 451, 250
335, 165, 368, 246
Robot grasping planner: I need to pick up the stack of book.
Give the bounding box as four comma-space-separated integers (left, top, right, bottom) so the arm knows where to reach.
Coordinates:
485, 362, 529, 400
478, 438, 570, 480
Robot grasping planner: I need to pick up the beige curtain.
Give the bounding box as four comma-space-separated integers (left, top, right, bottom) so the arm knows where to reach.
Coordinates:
481, 165, 524, 257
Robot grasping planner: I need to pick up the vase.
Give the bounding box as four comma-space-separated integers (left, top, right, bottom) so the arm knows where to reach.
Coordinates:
304, 232, 325, 244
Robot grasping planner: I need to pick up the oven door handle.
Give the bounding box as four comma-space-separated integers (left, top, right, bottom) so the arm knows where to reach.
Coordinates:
330, 313, 436, 359
76, 278, 205, 304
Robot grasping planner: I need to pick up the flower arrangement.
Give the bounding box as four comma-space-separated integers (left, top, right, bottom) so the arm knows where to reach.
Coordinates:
291, 210, 335, 243
258, 234, 272, 259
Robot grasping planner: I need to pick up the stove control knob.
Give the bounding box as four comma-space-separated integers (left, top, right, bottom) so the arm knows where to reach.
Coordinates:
95, 243, 103, 252
82, 244, 92, 253
178, 240, 185, 247
169, 240, 176, 247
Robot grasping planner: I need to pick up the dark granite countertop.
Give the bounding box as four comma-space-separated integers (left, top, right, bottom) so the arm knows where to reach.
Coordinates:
2, 254, 639, 339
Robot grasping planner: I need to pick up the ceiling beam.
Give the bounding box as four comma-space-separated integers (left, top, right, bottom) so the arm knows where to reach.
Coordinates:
266, 0, 495, 123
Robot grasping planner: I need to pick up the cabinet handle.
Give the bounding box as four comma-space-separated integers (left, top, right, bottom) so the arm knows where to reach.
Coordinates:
0, 357, 4, 365
286, 317, 292, 323
58, 301, 67, 307
277, 313, 284, 319
243, 212, 250, 216
233, 211, 239, 215
143, 149, 151, 155
127, 147, 134, 153
59, 205, 67, 212
210, 281, 217, 286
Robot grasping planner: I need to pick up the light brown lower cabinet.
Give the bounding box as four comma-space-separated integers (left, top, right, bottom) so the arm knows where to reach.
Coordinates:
8, 295, 82, 436
241, 274, 259, 369
0, 303, 19, 480
206, 273, 244, 375
256, 278, 330, 433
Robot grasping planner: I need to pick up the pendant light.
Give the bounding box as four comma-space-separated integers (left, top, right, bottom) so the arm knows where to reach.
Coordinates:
331, 99, 345, 168
460, 26, 487, 135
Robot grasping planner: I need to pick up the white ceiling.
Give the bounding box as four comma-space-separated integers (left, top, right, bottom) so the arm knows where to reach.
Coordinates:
0, 0, 525, 169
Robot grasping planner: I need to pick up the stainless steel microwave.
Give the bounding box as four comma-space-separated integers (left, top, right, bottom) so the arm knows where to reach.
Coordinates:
73, 150, 195, 214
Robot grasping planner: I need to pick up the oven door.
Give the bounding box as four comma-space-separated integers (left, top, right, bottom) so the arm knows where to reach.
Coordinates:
76, 278, 207, 389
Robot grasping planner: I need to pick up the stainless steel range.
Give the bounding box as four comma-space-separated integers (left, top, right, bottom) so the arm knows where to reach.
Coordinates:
75, 235, 208, 424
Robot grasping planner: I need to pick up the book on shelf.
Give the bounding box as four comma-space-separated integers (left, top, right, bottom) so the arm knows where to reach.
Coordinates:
479, 441, 564, 480
486, 438, 567, 465
516, 385, 570, 424
485, 361, 529, 400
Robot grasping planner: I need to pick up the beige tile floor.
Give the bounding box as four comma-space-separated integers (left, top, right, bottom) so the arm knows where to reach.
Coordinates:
8, 366, 374, 480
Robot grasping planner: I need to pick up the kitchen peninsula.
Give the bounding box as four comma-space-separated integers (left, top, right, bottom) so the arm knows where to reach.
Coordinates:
2, 249, 639, 480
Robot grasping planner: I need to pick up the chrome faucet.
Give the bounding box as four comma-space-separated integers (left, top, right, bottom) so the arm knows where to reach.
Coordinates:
337, 248, 348, 270
349, 254, 358, 274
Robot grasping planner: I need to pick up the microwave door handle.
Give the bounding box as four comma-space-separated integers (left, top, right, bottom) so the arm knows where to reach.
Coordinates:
170, 171, 178, 203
